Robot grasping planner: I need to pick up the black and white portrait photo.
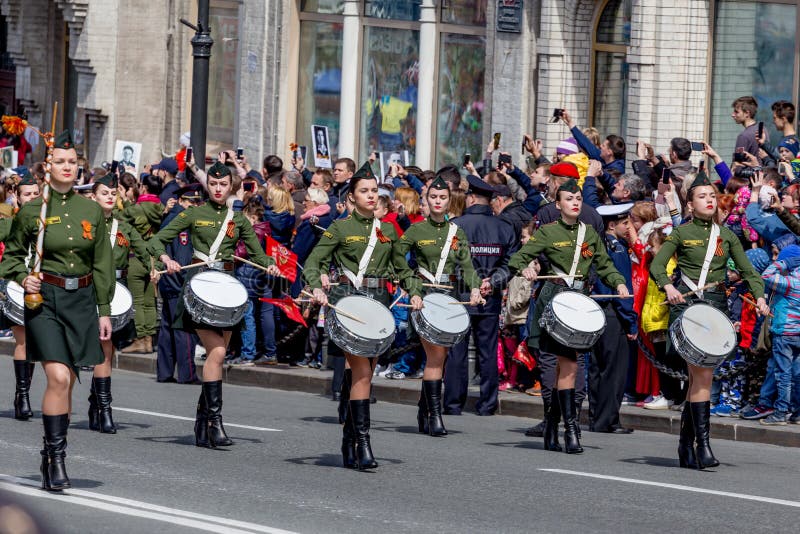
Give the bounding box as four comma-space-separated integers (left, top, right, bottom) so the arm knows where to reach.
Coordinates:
113, 140, 142, 172
311, 125, 332, 169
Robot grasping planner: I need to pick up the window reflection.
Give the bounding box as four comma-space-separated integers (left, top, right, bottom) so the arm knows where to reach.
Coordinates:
596, 0, 631, 45
207, 3, 239, 145
441, 0, 487, 26
593, 51, 628, 139
365, 0, 421, 21
301, 0, 344, 14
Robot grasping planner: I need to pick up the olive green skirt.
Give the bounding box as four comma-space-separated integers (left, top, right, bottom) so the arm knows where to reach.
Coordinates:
25, 281, 104, 372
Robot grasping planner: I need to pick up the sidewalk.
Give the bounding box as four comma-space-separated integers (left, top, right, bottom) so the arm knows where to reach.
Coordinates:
2, 340, 798, 447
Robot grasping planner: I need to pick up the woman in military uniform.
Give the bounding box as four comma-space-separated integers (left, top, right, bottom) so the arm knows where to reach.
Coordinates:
88, 174, 151, 433
2, 171, 40, 421
149, 162, 279, 449
0, 130, 114, 491
509, 179, 629, 454
306, 163, 399, 470
650, 172, 768, 470
393, 177, 485, 436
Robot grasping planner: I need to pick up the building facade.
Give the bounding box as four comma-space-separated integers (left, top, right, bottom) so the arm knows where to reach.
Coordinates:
2, 0, 799, 171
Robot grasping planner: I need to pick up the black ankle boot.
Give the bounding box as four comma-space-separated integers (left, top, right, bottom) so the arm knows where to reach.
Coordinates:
677, 402, 697, 468
203, 381, 232, 447
690, 401, 719, 469
543, 391, 562, 452
13, 360, 33, 420
341, 402, 357, 468
94, 377, 116, 434
338, 369, 352, 424
350, 399, 378, 470
421, 380, 447, 436
559, 389, 583, 454
194, 390, 209, 447
40, 414, 71, 491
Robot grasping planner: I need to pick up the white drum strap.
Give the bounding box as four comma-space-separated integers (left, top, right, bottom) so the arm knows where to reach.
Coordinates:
109, 218, 119, 250
419, 223, 458, 283
195, 208, 234, 263
551, 222, 586, 288
681, 223, 719, 299
343, 218, 380, 287
24, 245, 32, 273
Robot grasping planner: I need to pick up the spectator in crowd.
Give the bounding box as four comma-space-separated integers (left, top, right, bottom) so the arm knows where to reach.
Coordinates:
732, 96, 763, 162
281, 170, 307, 226
264, 186, 295, 246
758, 100, 797, 164
560, 109, 626, 175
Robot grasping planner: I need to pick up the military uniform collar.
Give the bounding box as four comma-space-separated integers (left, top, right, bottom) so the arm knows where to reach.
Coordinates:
557, 218, 580, 230
692, 216, 714, 229
51, 188, 75, 201
209, 200, 227, 211
351, 209, 375, 224
428, 216, 448, 228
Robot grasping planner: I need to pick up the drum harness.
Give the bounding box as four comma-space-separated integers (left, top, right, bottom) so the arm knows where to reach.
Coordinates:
549, 222, 585, 291
418, 222, 458, 284
192, 207, 234, 270
341, 218, 380, 288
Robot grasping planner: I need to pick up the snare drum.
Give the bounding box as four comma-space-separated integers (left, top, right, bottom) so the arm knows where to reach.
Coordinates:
539, 291, 605, 350
3, 281, 25, 326
108, 282, 134, 332
325, 295, 395, 357
669, 303, 736, 368
184, 271, 248, 328
410, 292, 470, 347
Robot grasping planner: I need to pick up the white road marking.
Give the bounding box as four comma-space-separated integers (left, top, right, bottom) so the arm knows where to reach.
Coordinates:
0, 474, 298, 534
113, 407, 282, 432
540, 469, 800, 508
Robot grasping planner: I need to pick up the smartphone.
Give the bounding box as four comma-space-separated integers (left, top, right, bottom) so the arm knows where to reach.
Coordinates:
662, 168, 672, 184
463, 153, 471, 166
521, 139, 527, 153
110, 160, 119, 175
493, 132, 501, 150
549, 108, 564, 124
733, 146, 746, 163
779, 161, 790, 176
698, 159, 706, 173
294, 145, 307, 161
757, 121, 764, 139
243, 182, 254, 192
236, 147, 244, 160
498, 154, 512, 167
185, 146, 193, 163
690, 141, 704, 152
77, 167, 84, 183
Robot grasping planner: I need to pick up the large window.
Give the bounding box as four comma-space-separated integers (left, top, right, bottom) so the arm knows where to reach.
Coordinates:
710, 1, 797, 161
365, 0, 421, 21
441, 0, 488, 26
207, 1, 240, 146
591, 0, 630, 139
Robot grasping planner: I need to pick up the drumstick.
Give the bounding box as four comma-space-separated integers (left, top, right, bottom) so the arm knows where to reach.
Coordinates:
388, 293, 405, 310
591, 294, 634, 299
738, 294, 774, 318
536, 275, 584, 280
422, 282, 453, 289
659, 282, 722, 306
300, 290, 366, 324
231, 255, 286, 278
154, 260, 213, 276
447, 301, 475, 305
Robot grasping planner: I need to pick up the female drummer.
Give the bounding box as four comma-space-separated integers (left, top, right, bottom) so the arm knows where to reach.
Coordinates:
306, 162, 399, 470
4, 171, 41, 421
148, 162, 280, 448
0, 130, 114, 491
509, 179, 629, 454
393, 177, 485, 436
88, 174, 150, 433
650, 172, 768, 469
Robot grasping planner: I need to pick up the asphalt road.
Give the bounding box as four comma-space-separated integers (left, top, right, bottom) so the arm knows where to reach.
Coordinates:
0, 369, 798, 534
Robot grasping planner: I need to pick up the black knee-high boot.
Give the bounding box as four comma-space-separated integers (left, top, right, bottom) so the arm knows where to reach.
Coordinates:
87, 377, 99, 431
543, 390, 562, 452
94, 377, 116, 434
40, 414, 71, 491
203, 381, 233, 447
338, 368, 352, 424
678, 402, 697, 468
690, 401, 719, 468
194, 389, 209, 447
350, 399, 378, 470
341, 401, 356, 468
419, 380, 447, 436
13, 360, 33, 420
559, 389, 583, 454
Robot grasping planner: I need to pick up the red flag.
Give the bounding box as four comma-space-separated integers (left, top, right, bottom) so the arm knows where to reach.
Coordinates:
265, 235, 298, 282
260, 296, 307, 327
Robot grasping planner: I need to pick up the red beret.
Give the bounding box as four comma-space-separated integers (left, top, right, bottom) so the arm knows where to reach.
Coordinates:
549, 161, 580, 180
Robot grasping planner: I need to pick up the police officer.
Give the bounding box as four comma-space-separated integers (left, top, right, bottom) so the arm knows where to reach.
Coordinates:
155, 183, 203, 384
444, 174, 517, 416
588, 203, 637, 434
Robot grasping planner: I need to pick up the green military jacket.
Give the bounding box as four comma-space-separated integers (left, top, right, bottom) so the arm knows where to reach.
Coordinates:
147, 200, 274, 268
509, 219, 625, 289
777, 208, 800, 237
304, 210, 399, 289
393, 217, 482, 297
106, 215, 151, 271
0, 188, 115, 316
650, 217, 765, 299
0, 217, 12, 242
120, 200, 164, 240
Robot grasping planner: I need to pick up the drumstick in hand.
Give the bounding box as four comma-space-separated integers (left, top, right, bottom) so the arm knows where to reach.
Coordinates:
389, 293, 406, 309
421, 282, 453, 289
659, 282, 722, 306
300, 290, 366, 324
738, 294, 775, 318
154, 260, 214, 276
232, 255, 286, 278
536, 275, 585, 280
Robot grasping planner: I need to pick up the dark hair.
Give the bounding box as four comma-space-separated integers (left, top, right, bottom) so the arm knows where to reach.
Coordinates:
732, 96, 758, 119
243, 195, 265, 220
335, 158, 356, 174
348, 174, 378, 197
763, 167, 782, 189
262, 155, 283, 175
484, 171, 507, 186
120, 173, 138, 200
141, 173, 163, 196
670, 138, 692, 161
436, 165, 461, 188
772, 100, 796, 124
606, 135, 626, 160
724, 175, 748, 195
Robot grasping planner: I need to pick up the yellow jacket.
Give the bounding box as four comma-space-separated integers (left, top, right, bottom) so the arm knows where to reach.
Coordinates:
641, 256, 676, 333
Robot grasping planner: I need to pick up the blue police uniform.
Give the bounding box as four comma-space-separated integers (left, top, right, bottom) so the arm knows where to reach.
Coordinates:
444, 175, 518, 416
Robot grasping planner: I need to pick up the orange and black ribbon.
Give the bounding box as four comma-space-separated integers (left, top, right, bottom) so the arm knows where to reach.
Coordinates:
714, 236, 724, 256
580, 242, 593, 258
116, 232, 129, 247
450, 236, 459, 251
81, 220, 93, 240
376, 228, 390, 243
226, 220, 236, 239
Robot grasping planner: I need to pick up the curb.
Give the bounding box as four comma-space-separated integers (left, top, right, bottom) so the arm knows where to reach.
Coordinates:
1, 342, 797, 448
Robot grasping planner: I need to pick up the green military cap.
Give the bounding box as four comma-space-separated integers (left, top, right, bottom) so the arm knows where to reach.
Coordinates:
689, 170, 712, 190
429, 176, 448, 190
557, 178, 581, 195
352, 161, 376, 180
17, 171, 37, 187
53, 129, 75, 150
207, 161, 231, 178
94, 173, 118, 189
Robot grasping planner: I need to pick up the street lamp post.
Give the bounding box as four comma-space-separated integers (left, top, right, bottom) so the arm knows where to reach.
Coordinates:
181, 0, 213, 170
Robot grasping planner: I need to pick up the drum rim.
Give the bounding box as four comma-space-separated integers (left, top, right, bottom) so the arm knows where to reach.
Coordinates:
415, 293, 470, 331
188, 270, 248, 304
549, 290, 605, 331
675, 303, 737, 357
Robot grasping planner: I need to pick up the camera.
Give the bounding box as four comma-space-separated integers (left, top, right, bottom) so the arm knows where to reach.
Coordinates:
734, 166, 759, 180
498, 154, 512, 167
549, 108, 564, 123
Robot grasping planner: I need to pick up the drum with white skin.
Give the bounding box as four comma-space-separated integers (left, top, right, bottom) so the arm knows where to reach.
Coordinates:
184, 270, 249, 328
325, 295, 395, 357
108, 282, 135, 332
411, 292, 470, 348
669, 303, 737, 368
540, 291, 606, 350
3, 281, 25, 326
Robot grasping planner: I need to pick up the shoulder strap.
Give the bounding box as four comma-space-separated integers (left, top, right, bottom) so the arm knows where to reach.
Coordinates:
343, 218, 381, 287
195, 208, 234, 262
681, 223, 719, 299
109, 218, 119, 250
550, 222, 586, 288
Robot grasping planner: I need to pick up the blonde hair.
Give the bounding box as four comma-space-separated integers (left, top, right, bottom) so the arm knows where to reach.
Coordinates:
268, 186, 295, 214
307, 187, 329, 205
394, 187, 420, 216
